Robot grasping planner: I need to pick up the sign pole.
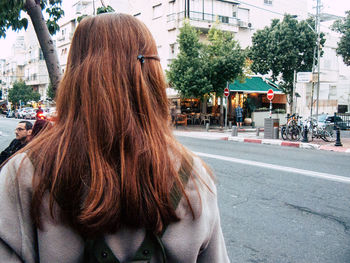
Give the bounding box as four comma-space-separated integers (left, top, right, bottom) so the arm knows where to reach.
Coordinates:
224, 83, 229, 129
267, 89, 274, 118
269, 100, 272, 118
225, 96, 228, 129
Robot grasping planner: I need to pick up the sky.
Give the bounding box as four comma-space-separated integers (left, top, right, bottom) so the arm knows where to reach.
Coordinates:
0, 0, 349, 60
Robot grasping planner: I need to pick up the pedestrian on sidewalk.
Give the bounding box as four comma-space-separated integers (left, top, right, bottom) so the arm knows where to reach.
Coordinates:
0, 14, 229, 263
235, 105, 243, 128
0, 120, 32, 166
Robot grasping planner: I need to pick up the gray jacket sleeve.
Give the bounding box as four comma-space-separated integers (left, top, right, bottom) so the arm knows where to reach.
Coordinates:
197, 203, 230, 262
195, 158, 230, 263
0, 153, 38, 263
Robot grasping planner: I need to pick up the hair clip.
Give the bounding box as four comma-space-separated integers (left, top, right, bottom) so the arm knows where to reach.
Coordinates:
137, 55, 145, 64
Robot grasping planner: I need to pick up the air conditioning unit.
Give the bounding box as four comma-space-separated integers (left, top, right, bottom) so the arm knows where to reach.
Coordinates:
239, 20, 248, 28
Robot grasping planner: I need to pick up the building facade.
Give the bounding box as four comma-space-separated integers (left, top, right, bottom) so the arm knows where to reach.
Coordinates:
126, 0, 308, 70
0, 36, 25, 102
23, 19, 50, 101
295, 19, 350, 117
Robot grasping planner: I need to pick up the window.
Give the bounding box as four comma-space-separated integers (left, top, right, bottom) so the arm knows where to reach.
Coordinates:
232, 4, 238, 18
219, 16, 229, 24
153, 4, 163, 19
39, 49, 44, 60
264, 0, 272, 5
61, 48, 68, 56
328, 85, 336, 100
169, 43, 176, 58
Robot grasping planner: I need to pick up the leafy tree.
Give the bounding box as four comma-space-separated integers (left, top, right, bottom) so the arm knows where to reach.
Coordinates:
249, 14, 325, 111
8, 80, 41, 106
166, 20, 212, 98
78, 4, 115, 22
203, 23, 245, 124
332, 11, 350, 66
46, 83, 55, 101
0, 0, 64, 92
204, 23, 245, 95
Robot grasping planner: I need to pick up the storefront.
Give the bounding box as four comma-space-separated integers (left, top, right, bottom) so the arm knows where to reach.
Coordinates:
227, 77, 285, 123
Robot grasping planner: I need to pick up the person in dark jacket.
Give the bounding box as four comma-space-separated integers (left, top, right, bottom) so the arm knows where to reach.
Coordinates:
0, 121, 33, 166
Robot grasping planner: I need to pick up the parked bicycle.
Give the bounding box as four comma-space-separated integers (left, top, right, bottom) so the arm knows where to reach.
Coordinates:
301, 117, 335, 142
281, 114, 302, 141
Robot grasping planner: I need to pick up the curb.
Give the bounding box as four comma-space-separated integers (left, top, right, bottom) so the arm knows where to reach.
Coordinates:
174, 130, 350, 153
228, 136, 348, 153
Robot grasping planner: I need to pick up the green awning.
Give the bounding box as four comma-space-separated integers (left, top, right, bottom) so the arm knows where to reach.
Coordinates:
229, 77, 283, 94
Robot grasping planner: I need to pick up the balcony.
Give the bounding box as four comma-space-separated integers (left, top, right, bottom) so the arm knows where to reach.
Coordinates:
167, 11, 240, 32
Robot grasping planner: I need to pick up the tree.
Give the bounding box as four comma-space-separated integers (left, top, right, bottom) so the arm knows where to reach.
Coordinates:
78, 4, 115, 22
204, 23, 245, 95
203, 23, 246, 124
166, 20, 212, 98
8, 80, 40, 106
249, 14, 325, 111
0, 0, 64, 92
332, 11, 350, 66
46, 83, 55, 101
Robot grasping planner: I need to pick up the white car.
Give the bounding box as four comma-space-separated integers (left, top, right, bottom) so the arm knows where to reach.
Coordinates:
18, 108, 31, 119
24, 109, 36, 119
45, 107, 57, 120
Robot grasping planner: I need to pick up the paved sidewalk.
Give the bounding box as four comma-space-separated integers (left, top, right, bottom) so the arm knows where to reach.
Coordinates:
173, 125, 350, 154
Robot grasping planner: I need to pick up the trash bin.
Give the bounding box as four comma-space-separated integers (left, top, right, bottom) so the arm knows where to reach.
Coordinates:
231, 126, 238, 136
264, 118, 279, 139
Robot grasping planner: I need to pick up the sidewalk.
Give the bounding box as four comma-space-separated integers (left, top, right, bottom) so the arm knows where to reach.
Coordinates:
173, 125, 350, 154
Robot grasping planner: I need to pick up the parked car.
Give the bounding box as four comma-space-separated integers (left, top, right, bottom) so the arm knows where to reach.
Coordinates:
24, 108, 36, 120
316, 114, 349, 130
17, 107, 32, 119
45, 107, 57, 120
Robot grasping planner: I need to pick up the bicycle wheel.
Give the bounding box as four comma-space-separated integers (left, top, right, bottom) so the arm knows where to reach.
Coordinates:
281, 126, 287, 140
286, 125, 301, 141
322, 130, 335, 142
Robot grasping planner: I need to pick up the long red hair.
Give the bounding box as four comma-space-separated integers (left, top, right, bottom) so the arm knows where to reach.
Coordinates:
27, 13, 197, 237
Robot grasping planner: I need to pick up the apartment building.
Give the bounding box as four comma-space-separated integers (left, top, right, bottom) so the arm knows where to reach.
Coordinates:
56, 0, 129, 70
295, 19, 350, 116
126, 0, 308, 70
0, 36, 25, 101
56, 18, 77, 73
22, 20, 50, 101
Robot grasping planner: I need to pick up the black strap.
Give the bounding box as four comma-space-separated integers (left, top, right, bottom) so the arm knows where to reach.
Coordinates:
84, 156, 193, 263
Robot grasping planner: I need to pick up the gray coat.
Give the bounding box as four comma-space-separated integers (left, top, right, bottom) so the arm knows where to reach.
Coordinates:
0, 153, 230, 262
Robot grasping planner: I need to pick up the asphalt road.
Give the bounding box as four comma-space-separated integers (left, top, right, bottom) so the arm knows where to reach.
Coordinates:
176, 136, 350, 263
1, 117, 350, 262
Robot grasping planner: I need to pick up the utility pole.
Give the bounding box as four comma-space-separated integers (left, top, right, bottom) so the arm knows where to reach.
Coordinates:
315, 0, 321, 117
187, 0, 190, 18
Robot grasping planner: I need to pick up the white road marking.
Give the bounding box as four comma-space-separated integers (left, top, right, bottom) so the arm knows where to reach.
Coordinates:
194, 151, 350, 184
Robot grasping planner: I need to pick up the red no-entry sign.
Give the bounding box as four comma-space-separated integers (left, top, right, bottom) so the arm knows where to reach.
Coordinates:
267, 89, 274, 101
224, 87, 229, 97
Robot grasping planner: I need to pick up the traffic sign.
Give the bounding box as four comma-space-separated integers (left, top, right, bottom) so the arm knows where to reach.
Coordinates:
267, 89, 274, 101
297, 72, 312, 83
224, 87, 229, 97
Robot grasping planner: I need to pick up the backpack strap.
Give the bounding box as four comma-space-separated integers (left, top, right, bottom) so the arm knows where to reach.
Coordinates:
83, 155, 193, 263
